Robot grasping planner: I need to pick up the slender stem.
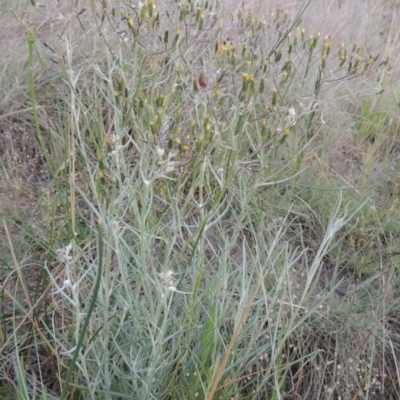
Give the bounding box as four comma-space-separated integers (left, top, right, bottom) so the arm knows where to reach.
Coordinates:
25, 25, 73, 238
60, 225, 104, 400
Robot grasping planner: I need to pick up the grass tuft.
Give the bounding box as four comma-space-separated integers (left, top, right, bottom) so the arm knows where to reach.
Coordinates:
1, 0, 400, 399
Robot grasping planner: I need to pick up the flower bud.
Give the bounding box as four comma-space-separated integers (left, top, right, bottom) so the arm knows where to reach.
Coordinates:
199, 72, 207, 88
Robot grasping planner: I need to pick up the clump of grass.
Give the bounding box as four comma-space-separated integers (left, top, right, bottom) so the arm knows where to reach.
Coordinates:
1, 0, 400, 399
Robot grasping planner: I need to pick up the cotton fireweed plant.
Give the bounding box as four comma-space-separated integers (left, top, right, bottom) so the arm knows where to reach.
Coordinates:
0, 0, 397, 399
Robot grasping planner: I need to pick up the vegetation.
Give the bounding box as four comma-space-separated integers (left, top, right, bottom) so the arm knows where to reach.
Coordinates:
0, 0, 399, 399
